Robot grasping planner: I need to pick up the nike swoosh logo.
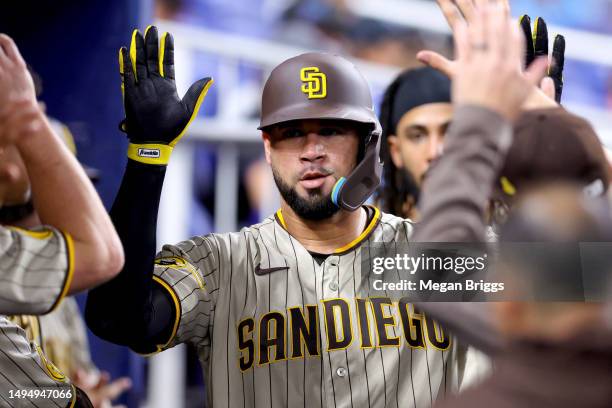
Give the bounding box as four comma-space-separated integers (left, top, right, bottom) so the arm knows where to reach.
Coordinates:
254, 265, 290, 276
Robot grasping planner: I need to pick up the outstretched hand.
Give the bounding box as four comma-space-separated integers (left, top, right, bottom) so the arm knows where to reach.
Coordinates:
119, 26, 213, 164
435, 1, 549, 121
417, 0, 556, 114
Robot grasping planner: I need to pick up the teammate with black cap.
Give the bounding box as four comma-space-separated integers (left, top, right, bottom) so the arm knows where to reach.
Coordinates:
378, 67, 451, 219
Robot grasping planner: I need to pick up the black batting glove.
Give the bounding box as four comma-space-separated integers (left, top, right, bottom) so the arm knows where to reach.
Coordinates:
119, 25, 213, 165
519, 15, 565, 103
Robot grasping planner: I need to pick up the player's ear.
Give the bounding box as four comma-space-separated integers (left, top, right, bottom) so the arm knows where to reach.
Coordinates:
261, 131, 273, 165
387, 135, 404, 168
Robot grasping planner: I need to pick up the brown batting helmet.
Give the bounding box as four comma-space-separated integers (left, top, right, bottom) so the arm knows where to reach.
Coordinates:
496, 107, 609, 200
259, 52, 383, 211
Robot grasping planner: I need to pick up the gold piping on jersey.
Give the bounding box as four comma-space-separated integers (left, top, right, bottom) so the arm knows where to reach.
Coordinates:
369, 297, 400, 348
274, 205, 381, 255
48, 231, 75, 314
424, 318, 452, 351
355, 298, 374, 348
155, 256, 205, 289
398, 302, 426, 349
322, 298, 354, 352
288, 305, 320, 359
35, 344, 67, 382
138, 276, 182, 356
257, 311, 287, 365
237, 317, 256, 372
275, 209, 288, 229
6, 226, 54, 240
334, 206, 381, 254
7, 315, 41, 346
68, 384, 77, 408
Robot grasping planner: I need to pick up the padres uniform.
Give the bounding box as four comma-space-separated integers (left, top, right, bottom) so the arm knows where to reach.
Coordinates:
152, 206, 466, 408
0, 316, 75, 407
10, 298, 96, 380
0, 225, 73, 315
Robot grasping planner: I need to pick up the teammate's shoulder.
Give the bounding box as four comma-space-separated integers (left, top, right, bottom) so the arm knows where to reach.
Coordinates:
378, 209, 416, 228
373, 208, 416, 242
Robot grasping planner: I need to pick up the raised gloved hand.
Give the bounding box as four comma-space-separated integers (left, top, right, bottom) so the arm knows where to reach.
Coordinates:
519, 15, 565, 102
119, 25, 213, 165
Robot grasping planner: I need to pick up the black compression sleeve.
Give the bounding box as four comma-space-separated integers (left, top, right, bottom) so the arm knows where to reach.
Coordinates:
85, 160, 175, 352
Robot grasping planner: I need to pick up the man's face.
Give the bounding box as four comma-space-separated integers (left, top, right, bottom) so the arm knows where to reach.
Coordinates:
0, 145, 30, 207
262, 119, 361, 220
388, 102, 453, 186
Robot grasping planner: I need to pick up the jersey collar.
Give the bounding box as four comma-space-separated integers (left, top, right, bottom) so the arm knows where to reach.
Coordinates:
274, 205, 381, 255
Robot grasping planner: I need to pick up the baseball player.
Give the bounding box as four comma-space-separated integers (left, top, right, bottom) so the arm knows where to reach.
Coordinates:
434, 184, 612, 408
1, 116, 132, 406
0, 33, 124, 315
0, 33, 123, 407
377, 67, 452, 220
86, 3, 547, 406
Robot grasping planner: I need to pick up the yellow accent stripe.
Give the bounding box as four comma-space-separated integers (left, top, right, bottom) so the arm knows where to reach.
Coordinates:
275, 206, 381, 254
276, 209, 287, 229
500, 176, 517, 196
155, 257, 204, 289
129, 29, 138, 79
147, 276, 181, 354
144, 24, 153, 37
49, 231, 75, 313
68, 384, 77, 407
533, 17, 540, 46
169, 79, 214, 147
159, 32, 168, 77
127, 143, 174, 165
35, 344, 67, 382
118, 48, 125, 99
334, 206, 381, 254
7, 226, 53, 240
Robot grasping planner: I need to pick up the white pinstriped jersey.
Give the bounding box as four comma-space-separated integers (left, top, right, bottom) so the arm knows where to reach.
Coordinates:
152, 207, 470, 408
0, 226, 73, 316
10, 298, 95, 380
0, 316, 75, 408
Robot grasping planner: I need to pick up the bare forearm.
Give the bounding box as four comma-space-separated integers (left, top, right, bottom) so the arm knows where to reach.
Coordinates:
15, 108, 123, 292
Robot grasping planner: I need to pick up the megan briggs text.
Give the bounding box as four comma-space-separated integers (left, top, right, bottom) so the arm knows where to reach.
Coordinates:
373, 279, 505, 293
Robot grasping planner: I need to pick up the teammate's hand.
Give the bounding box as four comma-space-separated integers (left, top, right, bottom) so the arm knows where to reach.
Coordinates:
0, 34, 36, 107
119, 26, 213, 165
519, 15, 565, 102
450, 3, 548, 121
417, 0, 556, 118
73, 369, 132, 408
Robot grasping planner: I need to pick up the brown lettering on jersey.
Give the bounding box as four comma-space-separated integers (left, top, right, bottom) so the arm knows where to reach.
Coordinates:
398, 301, 426, 349
322, 299, 353, 351
370, 297, 400, 347
258, 312, 286, 365
237, 318, 255, 371
238, 298, 452, 370
355, 298, 373, 348
424, 316, 451, 350
288, 305, 319, 359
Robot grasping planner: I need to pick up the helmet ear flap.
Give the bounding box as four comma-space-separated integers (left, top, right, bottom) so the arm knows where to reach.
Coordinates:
332, 130, 383, 211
